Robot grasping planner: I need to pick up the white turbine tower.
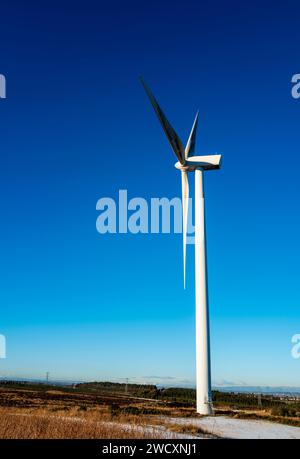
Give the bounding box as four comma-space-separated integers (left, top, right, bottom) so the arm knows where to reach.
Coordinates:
141, 78, 221, 415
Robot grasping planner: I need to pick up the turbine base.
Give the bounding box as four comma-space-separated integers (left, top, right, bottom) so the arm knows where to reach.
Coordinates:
196, 402, 214, 416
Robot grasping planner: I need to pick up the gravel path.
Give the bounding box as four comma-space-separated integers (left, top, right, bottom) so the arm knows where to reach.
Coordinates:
164, 416, 300, 439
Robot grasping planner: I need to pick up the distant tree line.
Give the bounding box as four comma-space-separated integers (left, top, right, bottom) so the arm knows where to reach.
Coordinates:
2, 380, 300, 417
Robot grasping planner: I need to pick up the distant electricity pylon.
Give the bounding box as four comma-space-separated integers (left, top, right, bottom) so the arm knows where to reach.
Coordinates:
258, 393, 262, 407
46, 372, 49, 384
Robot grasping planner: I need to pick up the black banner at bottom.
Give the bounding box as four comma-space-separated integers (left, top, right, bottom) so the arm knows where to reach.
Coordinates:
0, 439, 296, 457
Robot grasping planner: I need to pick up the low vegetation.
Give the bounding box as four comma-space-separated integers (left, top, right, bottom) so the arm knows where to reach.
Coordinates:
0, 409, 162, 439
0, 380, 300, 438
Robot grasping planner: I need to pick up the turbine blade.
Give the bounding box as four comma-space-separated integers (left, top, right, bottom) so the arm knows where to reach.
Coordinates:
181, 170, 189, 289
140, 77, 185, 164
185, 111, 199, 159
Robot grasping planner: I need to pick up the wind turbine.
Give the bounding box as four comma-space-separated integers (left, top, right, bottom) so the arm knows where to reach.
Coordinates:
140, 77, 221, 415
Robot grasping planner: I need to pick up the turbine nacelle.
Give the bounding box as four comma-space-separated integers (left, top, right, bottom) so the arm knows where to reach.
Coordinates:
174, 154, 222, 172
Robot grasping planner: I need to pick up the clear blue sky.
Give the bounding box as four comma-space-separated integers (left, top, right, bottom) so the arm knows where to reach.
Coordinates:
0, 0, 300, 387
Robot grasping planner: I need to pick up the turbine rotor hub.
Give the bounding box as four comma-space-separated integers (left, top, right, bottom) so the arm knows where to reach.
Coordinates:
174, 161, 197, 172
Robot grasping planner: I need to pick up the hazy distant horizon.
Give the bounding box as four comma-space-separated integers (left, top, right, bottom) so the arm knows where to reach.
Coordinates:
2, 374, 300, 395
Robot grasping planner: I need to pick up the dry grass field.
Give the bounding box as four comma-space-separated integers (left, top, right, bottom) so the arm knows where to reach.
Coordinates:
0, 409, 165, 439
1, 383, 300, 438
0, 385, 197, 439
